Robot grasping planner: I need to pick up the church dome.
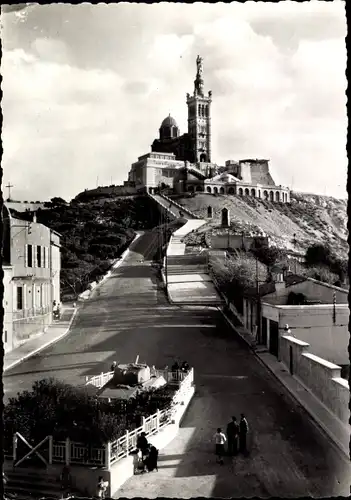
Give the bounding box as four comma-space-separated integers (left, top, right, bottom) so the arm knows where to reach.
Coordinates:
161, 115, 178, 128
159, 114, 180, 140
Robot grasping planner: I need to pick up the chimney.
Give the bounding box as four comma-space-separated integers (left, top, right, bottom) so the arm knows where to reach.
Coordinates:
273, 271, 285, 293
33, 212, 37, 223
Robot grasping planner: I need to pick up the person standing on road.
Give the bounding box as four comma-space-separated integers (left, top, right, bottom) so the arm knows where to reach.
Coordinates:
213, 428, 226, 465
226, 416, 239, 456
239, 413, 249, 454
110, 361, 117, 372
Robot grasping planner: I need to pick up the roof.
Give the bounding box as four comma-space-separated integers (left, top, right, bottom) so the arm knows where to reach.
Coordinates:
161, 114, 179, 128
245, 273, 307, 299
210, 172, 239, 183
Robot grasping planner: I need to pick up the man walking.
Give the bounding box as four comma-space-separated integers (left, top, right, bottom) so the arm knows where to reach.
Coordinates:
239, 413, 249, 454
213, 427, 226, 465
226, 416, 239, 456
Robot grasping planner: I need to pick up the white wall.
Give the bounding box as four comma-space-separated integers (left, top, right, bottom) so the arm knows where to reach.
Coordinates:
278, 305, 349, 365
265, 279, 348, 305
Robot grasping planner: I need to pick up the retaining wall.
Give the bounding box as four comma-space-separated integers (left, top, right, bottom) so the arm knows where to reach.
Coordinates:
280, 335, 350, 424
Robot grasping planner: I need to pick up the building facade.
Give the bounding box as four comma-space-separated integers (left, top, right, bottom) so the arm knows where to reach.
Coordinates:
127, 55, 290, 203
3, 265, 14, 353
241, 271, 349, 365
3, 205, 61, 351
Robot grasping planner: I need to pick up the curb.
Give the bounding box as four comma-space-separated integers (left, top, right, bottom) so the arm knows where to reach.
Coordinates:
79, 233, 142, 301
4, 308, 79, 372
220, 309, 350, 459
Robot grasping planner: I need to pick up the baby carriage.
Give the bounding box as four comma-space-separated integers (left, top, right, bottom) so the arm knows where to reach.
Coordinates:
134, 449, 147, 474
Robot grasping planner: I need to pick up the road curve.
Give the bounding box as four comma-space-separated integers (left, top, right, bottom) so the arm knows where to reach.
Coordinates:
4, 231, 350, 498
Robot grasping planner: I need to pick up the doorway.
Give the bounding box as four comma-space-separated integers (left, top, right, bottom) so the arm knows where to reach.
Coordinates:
262, 317, 267, 346
221, 208, 229, 227
269, 320, 279, 357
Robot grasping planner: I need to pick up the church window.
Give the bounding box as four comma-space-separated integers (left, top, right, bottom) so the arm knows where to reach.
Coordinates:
205, 106, 209, 117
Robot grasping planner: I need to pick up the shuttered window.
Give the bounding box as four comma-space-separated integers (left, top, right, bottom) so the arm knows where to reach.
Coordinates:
17, 286, 23, 310
27, 245, 33, 268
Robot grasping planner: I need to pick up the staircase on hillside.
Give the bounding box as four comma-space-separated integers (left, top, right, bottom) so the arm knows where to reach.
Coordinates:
4, 465, 83, 500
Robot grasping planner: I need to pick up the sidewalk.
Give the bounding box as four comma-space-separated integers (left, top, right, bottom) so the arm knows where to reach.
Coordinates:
221, 308, 350, 458
4, 306, 78, 372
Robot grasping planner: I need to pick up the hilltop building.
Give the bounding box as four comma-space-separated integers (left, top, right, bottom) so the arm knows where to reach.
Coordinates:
2, 204, 61, 353
127, 55, 290, 203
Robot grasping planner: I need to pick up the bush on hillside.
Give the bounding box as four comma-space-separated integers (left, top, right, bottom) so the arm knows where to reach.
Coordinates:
303, 265, 339, 285
305, 243, 348, 282
211, 255, 268, 299
4, 378, 176, 448
250, 240, 288, 268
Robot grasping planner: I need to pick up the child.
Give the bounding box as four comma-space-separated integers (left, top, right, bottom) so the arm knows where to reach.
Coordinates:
213, 427, 226, 465
97, 476, 109, 499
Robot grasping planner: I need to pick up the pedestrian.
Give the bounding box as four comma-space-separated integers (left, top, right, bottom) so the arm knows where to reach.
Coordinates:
171, 361, 180, 381
110, 361, 117, 372
145, 445, 159, 472
213, 427, 226, 465
181, 361, 190, 373
60, 465, 71, 493
137, 432, 149, 461
97, 476, 108, 499
239, 413, 249, 454
226, 416, 239, 456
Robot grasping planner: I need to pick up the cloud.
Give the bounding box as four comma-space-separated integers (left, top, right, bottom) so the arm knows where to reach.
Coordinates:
1, 2, 347, 200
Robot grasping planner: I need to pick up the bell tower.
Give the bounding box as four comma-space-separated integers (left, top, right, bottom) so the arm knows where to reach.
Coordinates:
186, 55, 212, 165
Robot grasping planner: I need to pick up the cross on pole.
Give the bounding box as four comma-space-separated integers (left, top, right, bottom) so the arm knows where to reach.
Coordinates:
6, 182, 14, 200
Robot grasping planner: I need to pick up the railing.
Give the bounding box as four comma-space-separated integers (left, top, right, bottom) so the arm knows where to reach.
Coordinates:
159, 193, 199, 219
51, 438, 107, 466
109, 407, 171, 466
10, 368, 195, 470
13, 306, 51, 321
85, 371, 115, 388
153, 369, 189, 384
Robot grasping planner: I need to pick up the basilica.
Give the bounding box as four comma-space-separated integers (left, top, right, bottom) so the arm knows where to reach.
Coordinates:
127, 56, 290, 203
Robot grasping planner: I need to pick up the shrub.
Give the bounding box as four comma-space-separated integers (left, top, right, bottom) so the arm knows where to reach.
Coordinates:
212, 254, 268, 299
304, 265, 339, 285
4, 378, 176, 448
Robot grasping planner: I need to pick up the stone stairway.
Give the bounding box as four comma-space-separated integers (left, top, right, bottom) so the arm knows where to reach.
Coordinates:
4, 466, 82, 499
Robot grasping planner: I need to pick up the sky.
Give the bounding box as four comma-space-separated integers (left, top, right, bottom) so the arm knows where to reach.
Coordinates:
1, 1, 347, 201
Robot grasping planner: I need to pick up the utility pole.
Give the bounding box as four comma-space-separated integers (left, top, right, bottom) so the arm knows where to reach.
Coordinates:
6, 182, 14, 200
256, 253, 261, 343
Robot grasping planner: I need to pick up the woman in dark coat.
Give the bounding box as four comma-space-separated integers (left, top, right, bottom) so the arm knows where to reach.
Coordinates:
145, 445, 158, 472
137, 432, 149, 459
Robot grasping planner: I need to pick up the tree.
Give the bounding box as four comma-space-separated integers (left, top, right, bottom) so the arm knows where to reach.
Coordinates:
304, 265, 339, 285
50, 197, 68, 207
305, 243, 332, 267
250, 241, 287, 268
211, 255, 268, 299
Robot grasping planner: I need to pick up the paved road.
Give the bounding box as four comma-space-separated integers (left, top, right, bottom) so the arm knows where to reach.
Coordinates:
4, 232, 351, 497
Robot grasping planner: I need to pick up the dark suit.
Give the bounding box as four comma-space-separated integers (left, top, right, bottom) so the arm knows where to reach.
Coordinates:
226, 421, 239, 456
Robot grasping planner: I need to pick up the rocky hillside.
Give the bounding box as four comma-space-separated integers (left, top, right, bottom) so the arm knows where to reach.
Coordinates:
174, 191, 348, 260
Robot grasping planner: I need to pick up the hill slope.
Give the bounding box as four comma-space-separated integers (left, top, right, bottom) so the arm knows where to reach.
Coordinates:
173, 191, 348, 259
